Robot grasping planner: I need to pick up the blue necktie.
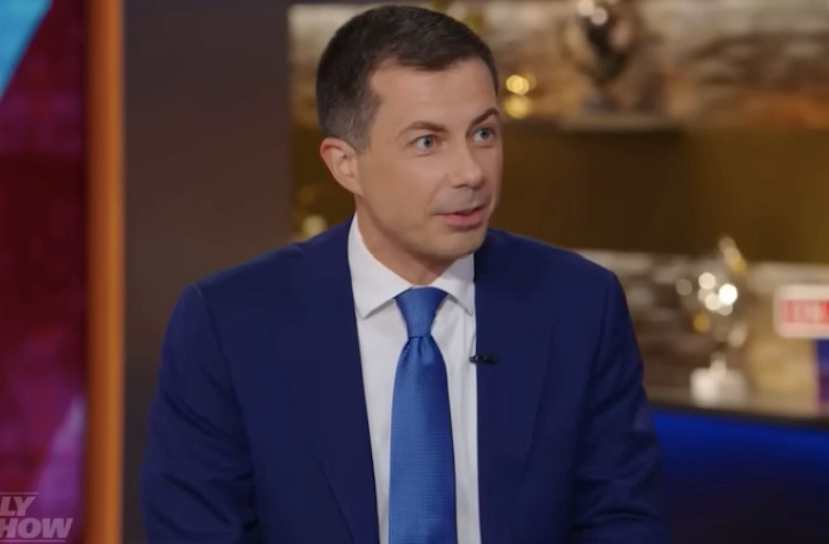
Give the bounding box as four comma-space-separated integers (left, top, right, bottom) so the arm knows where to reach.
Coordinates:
389, 287, 457, 544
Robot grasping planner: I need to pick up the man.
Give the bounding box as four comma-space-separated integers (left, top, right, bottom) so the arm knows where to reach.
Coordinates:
139, 5, 665, 544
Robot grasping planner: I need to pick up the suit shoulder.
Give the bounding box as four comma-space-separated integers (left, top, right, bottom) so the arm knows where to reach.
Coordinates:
485, 228, 616, 287
190, 241, 303, 297
186, 221, 350, 304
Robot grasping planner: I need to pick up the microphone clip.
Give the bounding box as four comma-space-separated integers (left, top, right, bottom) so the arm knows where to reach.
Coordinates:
469, 353, 499, 364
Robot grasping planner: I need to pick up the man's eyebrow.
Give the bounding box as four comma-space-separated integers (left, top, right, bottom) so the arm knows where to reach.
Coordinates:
398, 120, 448, 137
396, 107, 500, 139
468, 107, 500, 128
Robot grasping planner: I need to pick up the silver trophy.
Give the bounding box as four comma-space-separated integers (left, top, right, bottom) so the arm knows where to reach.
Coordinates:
676, 236, 752, 402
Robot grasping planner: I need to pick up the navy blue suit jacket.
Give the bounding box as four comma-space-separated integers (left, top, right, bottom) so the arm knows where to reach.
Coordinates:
139, 219, 666, 544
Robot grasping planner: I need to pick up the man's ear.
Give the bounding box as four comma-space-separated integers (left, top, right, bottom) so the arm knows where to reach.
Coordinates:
320, 137, 362, 196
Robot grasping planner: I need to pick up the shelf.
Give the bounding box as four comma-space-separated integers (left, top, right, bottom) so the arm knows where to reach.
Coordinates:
648, 385, 829, 430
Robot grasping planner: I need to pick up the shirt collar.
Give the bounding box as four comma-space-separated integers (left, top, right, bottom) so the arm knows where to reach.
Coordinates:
347, 214, 475, 319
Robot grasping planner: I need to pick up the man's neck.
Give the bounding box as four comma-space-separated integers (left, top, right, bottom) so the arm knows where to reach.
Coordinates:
356, 214, 452, 286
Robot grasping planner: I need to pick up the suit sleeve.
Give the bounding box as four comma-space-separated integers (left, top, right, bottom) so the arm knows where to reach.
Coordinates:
139, 284, 260, 544
569, 272, 667, 544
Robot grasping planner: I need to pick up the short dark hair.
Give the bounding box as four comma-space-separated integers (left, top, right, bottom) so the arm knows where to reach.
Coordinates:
315, 5, 499, 151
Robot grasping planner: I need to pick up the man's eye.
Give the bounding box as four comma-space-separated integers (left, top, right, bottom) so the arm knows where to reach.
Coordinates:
474, 127, 495, 141
413, 135, 437, 149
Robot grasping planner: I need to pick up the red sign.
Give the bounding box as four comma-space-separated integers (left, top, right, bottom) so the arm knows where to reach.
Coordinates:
774, 285, 829, 339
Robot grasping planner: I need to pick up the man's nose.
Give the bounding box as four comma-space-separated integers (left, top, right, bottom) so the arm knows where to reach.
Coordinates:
450, 144, 484, 188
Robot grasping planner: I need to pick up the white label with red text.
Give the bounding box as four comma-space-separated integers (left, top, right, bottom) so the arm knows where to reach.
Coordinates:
774, 285, 829, 339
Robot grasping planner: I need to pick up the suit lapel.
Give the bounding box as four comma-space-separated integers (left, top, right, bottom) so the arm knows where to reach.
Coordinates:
474, 231, 552, 544
283, 219, 379, 544
280, 223, 549, 544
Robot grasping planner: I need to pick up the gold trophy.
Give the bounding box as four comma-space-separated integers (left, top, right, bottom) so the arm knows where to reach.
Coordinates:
558, 0, 667, 128
560, 0, 643, 112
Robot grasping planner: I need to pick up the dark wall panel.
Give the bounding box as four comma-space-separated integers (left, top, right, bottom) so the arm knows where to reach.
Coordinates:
124, 2, 292, 542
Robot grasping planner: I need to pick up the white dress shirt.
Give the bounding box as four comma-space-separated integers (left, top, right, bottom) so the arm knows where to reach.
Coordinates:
347, 214, 481, 544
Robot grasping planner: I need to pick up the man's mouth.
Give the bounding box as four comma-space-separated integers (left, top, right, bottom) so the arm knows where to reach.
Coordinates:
447, 203, 486, 216
439, 204, 487, 229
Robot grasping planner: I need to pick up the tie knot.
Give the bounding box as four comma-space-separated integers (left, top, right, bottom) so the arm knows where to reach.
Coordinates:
395, 287, 447, 338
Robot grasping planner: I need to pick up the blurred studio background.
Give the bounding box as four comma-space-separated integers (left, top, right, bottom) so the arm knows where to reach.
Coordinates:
2, 0, 829, 543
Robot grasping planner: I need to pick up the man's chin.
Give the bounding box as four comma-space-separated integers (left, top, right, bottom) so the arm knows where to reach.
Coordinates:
436, 227, 488, 259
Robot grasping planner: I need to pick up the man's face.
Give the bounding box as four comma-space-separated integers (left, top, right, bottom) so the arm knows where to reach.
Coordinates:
350, 58, 502, 266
